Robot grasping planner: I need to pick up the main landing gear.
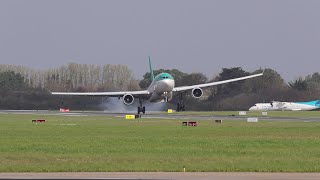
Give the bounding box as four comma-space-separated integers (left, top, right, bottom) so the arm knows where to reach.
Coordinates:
176, 93, 185, 112
137, 97, 145, 114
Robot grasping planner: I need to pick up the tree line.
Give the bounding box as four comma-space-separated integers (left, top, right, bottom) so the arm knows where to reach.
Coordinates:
0, 63, 140, 110
0, 63, 138, 91
0, 63, 319, 111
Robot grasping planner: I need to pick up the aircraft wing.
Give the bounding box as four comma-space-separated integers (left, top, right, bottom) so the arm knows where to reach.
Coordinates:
173, 72, 263, 92
50, 90, 150, 97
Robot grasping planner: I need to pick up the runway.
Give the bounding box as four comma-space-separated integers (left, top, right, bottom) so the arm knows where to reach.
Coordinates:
1, 110, 320, 122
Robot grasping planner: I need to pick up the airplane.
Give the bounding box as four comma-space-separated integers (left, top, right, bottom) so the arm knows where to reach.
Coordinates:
51, 57, 263, 114
249, 100, 320, 111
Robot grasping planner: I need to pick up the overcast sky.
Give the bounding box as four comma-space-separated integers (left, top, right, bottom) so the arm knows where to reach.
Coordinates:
0, 0, 319, 81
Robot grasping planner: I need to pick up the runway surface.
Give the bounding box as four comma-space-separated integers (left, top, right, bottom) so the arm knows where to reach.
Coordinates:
1, 172, 320, 180
1, 110, 320, 122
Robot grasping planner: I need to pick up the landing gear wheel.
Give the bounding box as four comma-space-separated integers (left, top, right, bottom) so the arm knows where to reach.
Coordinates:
137, 97, 145, 114
176, 103, 185, 112
176, 93, 186, 112
176, 103, 180, 112
142, 106, 146, 114
181, 105, 185, 111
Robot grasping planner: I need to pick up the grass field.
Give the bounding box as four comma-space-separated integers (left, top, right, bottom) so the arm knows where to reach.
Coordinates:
1, 113, 320, 172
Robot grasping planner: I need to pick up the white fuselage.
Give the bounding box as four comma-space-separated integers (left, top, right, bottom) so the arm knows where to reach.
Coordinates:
249, 101, 319, 111
148, 79, 175, 103
249, 103, 275, 111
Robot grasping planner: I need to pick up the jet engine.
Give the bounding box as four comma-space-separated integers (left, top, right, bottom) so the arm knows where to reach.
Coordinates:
123, 94, 134, 105
191, 88, 203, 98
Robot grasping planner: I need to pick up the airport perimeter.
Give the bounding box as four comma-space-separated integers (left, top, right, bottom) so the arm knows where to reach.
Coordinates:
1, 111, 320, 173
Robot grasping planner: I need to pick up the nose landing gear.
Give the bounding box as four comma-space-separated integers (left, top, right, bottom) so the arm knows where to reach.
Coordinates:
163, 92, 169, 102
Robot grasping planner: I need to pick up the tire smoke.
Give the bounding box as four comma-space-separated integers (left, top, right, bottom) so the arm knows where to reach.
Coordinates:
100, 97, 168, 113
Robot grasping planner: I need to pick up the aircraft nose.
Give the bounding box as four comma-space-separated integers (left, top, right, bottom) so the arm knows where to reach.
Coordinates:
158, 79, 174, 92
164, 79, 174, 90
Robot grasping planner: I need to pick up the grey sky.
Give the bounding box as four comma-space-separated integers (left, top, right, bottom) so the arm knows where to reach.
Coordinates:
0, 0, 320, 81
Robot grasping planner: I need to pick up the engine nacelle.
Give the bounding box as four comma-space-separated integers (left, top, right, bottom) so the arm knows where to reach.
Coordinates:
123, 94, 134, 105
191, 88, 203, 98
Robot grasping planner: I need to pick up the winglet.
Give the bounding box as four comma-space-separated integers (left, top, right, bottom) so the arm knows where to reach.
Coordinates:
149, 56, 154, 81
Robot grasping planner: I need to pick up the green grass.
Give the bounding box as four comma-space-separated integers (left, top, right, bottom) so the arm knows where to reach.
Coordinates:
1, 114, 320, 172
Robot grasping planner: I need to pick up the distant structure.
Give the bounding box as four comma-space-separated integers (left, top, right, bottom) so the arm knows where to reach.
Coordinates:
249, 100, 320, 111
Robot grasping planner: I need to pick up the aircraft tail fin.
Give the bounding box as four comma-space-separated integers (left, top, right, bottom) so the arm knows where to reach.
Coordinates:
304, 100, 320, 107
149, 56, 154, 81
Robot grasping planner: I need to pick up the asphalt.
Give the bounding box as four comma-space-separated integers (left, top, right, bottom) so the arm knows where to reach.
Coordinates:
1, 110, 320, 122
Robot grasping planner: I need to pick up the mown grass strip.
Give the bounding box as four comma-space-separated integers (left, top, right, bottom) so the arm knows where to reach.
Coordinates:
1, 114, 320, 172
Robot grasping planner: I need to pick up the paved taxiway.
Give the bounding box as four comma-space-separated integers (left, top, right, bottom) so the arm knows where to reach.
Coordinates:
1, 110, 320, 122
1, 172, 320, 180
